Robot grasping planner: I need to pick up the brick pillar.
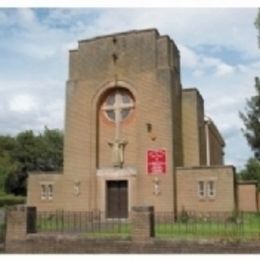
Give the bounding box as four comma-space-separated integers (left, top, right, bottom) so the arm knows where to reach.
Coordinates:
131, 206, 154, 241
5, 205, 37, 241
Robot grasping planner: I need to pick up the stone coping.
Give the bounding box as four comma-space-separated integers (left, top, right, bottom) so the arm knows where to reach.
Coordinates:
237, 180, 258, 185
78, 28, 159, 44
96, 167, 137, 177
176, 165, 235, 171
132, 206, 154, 212
29, 171, 63, 175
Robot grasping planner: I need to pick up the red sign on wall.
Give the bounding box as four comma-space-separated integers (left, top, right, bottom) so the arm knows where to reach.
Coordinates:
147, 149, 166, 175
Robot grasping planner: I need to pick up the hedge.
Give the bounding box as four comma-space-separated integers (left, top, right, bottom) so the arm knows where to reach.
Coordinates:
0, 195, 26, 207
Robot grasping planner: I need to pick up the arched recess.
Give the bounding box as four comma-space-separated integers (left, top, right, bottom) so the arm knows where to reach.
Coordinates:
92, 81, 138, 169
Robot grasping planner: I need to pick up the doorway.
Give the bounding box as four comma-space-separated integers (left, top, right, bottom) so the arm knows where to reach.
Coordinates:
106, 180, 128, 218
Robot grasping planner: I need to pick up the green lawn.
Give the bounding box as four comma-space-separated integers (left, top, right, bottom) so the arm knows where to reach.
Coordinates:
156, 223, 257, 241
156, 213, 260, 241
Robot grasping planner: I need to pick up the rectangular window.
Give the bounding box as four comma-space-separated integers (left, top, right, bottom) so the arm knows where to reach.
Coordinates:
41, 184, 54, 201
198, 181, 205, 198
41, 185, 47, 200
47, 184, 53, 200
207, 181, 216, 198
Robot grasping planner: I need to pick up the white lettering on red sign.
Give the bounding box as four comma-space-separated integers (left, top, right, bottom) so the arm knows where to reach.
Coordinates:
147, 149, 166, 175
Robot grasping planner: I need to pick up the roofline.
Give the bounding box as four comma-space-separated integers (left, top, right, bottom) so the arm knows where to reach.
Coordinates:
237, 180, 258, 185
177, 165, 235, 171
205, 116, 225, 146
182, 88, 204, 105
78, 28, 160, 44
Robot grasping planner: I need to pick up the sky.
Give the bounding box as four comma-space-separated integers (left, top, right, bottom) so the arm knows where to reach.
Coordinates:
0, 8, 259, 170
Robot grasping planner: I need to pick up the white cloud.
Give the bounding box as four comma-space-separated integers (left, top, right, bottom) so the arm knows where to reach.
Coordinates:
9, 94, 39, 113
178, 44, 199, 68
84, 8, 259, 59
192, 69, 205, 78
179, 44, 237, 78
215, 63, 235, 76
37, 99, 64, 129
17, 8, 37, 25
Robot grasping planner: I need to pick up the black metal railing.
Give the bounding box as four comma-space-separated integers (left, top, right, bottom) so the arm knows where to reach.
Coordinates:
155, 211, 260, 241
36, 210, 260, 241
37, 211, 131, 238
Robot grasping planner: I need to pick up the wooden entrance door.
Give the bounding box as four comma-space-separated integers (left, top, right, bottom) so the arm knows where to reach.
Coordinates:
106, 180, 128, 218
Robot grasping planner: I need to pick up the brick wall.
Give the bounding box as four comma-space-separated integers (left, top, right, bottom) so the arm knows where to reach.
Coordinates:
5, 235, 260, 254
237, 182, 258, 212
132, 206, 154, 241
5, 206, 36, 242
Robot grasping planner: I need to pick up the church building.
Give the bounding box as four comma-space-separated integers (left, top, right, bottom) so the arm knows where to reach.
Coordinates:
27, 29, 238, 218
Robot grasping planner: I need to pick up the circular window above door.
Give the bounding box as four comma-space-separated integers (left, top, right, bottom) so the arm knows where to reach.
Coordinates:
101, 89, 135, 123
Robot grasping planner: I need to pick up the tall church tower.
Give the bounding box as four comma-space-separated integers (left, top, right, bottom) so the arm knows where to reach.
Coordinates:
63, 29, 182, 215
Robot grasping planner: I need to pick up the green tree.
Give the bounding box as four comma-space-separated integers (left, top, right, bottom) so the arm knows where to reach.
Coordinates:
0, 135, 17, 195
238, 10, 260, 184
3, 130, 37, 195
239, 77, 260, 159
1, 128, 64, 196
36, 127, 64, 171
239, 158, 260, 184
0, 135, 16, 156
4, 166, 27, 196
0, 153, 17, 195
12, 130, 38, 171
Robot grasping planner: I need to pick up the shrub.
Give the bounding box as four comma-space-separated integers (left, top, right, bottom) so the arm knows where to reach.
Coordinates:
227, 210, 242, 224
0, 194, 25, 207
178, 208, 189, 223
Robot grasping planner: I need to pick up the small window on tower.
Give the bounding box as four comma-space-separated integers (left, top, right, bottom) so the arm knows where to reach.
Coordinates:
198, 181, 205, 198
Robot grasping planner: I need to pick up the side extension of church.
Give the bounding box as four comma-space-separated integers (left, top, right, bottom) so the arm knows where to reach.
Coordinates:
27, 29, 249, 216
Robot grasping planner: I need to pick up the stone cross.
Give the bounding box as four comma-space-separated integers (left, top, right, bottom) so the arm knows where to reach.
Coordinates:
102, 90, 134, 167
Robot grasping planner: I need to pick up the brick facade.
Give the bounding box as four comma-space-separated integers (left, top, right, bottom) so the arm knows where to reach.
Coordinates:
176, 166, 236, 212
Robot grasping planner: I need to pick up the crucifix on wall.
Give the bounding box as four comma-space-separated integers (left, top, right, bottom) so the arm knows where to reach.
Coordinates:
102, 89, 134, 168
